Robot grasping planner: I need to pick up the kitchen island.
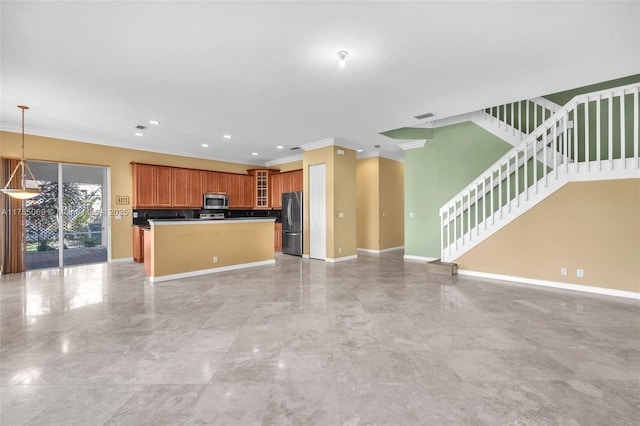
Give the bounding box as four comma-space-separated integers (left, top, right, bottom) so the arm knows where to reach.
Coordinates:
144, 218, 276, 283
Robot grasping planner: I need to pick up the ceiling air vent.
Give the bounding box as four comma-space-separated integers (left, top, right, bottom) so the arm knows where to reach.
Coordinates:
290, 147, 301, 150
414, 112, 434, 120
135, 125, 148, 130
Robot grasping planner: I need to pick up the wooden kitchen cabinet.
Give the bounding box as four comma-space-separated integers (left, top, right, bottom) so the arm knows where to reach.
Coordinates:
274, 222, 282, 251
154, 166, 173, 207
133, 226, 145, 262
290, 169, 303, 192
132, 164, 155, 208
270, 173, 283, 209
248, 169, 279, 209
242, 175, 254, 208
203, 171, 227, 194
188, 169, 203, 208
171, 167, 190, 207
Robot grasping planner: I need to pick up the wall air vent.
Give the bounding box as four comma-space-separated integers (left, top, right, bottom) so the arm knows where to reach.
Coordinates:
414, 112, 434, 120
135, 125, 148, 130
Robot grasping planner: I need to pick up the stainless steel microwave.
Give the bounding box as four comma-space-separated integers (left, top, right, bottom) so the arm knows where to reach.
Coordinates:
203, 193, 229, 210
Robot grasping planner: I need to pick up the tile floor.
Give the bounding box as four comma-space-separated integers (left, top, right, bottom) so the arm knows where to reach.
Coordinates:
0, 252, 638, 425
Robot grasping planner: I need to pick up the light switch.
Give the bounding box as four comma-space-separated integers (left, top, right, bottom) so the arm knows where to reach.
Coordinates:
338, 212, 344, 218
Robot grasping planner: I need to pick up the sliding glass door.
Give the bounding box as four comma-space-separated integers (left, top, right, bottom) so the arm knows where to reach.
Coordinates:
25, 161, 108, 270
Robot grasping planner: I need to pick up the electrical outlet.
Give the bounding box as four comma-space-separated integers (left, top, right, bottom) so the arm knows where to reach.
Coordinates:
338, 212, 344, 218
409, 212, 414, 218
213, 256, 218, 263
338, 248, 342, 254
577, 268, 584, 278
560, 267, 567, 276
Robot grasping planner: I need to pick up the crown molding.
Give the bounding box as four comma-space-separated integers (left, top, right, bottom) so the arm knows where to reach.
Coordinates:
265, 154, 303, 167
299, 137, 336, 151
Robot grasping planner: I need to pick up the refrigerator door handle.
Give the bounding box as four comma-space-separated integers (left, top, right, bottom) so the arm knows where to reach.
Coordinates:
285, 232, 301, 236
287, 198, 292, 227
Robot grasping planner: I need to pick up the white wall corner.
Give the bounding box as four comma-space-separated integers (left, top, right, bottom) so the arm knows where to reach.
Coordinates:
398, 140, 427, 150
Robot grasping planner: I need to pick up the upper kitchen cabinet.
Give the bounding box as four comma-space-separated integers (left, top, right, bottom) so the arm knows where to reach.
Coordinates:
187, 169, 203, 208
132, 163, 203, 209
226, 173, 253, 208
248, 169, 279, 209
203, 171, 228, 194
132, 163, 155, 208
271, 169, 303, 209
270, 173, 283, 209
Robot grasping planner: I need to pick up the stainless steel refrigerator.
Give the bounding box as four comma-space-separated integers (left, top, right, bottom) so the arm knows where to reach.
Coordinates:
282, 191, 303, 256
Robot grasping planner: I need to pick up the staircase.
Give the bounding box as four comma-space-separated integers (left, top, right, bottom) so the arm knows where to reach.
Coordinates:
439, 83, 640, 262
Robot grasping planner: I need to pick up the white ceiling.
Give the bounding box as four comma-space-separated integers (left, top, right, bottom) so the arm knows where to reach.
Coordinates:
1, 1, 638, 165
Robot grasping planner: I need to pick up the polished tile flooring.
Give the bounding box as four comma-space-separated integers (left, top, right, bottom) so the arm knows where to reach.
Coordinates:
1, 252, 638, 425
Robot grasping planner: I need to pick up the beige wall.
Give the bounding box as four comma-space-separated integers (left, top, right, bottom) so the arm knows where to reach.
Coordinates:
275, 160, 303, 172
151, 220, 274, 278
378, 157, 404, 249
302, 145, 357, 259
356, 157, 380, 249
333, 147, 357, 258
0, 131, 256, 260
356, 156, 404, 251
458, 179, 640, 293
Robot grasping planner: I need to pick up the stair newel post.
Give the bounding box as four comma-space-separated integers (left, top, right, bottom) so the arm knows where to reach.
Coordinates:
453, 201, 458, 251
524, 143, 528, 201
553, 122, 558, 180
506, 156, 511, 214
608, 93, 614, 169
543, 129, 548, 187
533, 135, 538, 194
440, 210, 445, 260
596, 94, 602, 170
634, 86, 638, 169
515, 150, 520, 208
564, 112, 569, 174
490, 171, 495, 225
475, 184, 479, 237
573, 105, 579, 172
466, 192, 471, 243
519, 101, 523, 138
585, 98, 591, 171
620, 90, 625, 169
498, 165, 503, 219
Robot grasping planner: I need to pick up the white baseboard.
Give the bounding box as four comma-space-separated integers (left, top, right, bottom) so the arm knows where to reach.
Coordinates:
326, 255, 358, 263
403, 255, 439, 263
302, 254, 310, 259
110, 257, 134, 263
149, 259, 275, 283
357, 246, 404, 254
457, 269, 640, 300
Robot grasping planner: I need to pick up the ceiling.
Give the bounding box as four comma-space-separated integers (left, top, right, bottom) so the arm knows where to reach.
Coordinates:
1, 1, 638, 166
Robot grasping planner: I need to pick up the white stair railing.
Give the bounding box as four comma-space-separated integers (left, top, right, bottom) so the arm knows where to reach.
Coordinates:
440, 83, 640, 261
484, 97, 560, 141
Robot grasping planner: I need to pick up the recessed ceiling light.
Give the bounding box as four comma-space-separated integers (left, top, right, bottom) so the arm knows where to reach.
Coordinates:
134, 132, 143, 137
276, 145, 284, 149
149, 120, 160, 125
337, 50, 349, 68
357, 149, 363, 152
201, 144, 209, 148
223, 135, 231, 139
251, 152, 258, 156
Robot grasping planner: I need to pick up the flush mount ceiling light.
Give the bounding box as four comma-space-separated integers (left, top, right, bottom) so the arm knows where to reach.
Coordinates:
201, 144, 209, 148
1, 105, 41, 200
276, 145, 284, 150
149, 120, 160, 125
134, 132, 144, 137
337, 51, 349, 68
251, 152, 258, 156
223, 135, 231, 139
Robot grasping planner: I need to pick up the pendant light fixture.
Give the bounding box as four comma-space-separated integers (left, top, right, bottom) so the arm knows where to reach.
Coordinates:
1, 105, 41, 200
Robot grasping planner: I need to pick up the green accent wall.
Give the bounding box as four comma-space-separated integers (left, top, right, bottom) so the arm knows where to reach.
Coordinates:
404, 121, 512, 258
543, 74, 640, 106
380, 128, 433, 140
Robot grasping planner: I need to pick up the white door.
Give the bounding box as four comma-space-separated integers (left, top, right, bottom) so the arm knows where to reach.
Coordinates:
309, 164, 326, 260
